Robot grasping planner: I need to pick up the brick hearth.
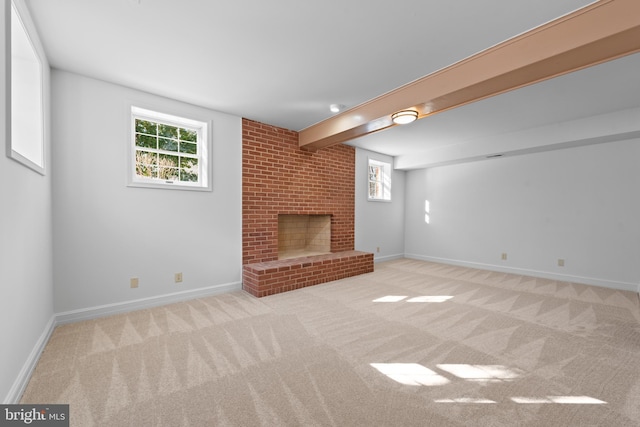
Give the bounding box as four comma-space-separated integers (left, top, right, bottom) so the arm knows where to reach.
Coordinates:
243, 251, 374, 297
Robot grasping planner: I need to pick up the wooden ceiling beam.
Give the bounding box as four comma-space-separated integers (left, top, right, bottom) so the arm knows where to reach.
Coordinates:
299, 0, 640, 150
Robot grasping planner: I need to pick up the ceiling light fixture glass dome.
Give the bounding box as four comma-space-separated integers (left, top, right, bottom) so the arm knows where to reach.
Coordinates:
391, 110, 418, 125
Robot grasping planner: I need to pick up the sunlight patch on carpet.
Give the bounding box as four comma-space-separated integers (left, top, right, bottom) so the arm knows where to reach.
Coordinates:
511, 396, 607, 405
372, 295, 453, 303
437, 364, 523, 383
372, 296, 407, 302
408, 296, 453, 303
370, 363, 450, 386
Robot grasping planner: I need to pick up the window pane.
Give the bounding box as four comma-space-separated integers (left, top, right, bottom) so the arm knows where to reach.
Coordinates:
180, 157, 199, 182
369, 182, 378, 198
158, 153, 179, 180
159, 154, 179, 168
136, 163, 157, 178
179, 141, 197, 154
158, 124, 178, 138
136, 151, 158, 166
135, 151, 158, 178
136, 119, 157, 135
369, 166, 381, 182
180, 169, 198, 182
159, 137, 178, 152
135, 134, 157, 148
180, 128, 197, 142
159, 167, 179, 180
181, 157, 198, 169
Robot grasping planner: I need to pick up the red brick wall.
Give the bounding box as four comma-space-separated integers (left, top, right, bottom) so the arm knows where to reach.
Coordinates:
242, 118, 355, 265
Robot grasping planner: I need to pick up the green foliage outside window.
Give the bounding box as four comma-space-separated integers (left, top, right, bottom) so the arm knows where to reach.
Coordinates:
134, 118, 199, 182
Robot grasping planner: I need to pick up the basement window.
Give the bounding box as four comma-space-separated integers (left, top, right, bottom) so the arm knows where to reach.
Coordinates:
128, 106, 211, 191
6, 0, 45, 174
368, 158, 391, 201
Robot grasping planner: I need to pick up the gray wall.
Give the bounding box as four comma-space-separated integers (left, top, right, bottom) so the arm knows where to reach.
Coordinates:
1, 1, 54, 403
403, 139, 640, 291
355, 148, 405, 261
51, 70, 243, 314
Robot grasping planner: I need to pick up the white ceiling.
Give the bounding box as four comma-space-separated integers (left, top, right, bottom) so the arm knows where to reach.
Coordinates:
24, 0, 640, 164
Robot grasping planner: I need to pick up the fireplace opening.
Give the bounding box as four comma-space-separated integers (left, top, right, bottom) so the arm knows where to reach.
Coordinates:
278, 214, 331, 260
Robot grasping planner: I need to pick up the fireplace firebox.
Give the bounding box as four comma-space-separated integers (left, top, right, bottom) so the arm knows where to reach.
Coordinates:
278, 214, 331, 259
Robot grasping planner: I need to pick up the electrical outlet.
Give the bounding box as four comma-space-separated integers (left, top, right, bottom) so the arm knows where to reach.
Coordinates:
558, 259, 565, 267
376, 247, 380, 253
501, 253, 507, 261
130, 277, 139, 288
175, 272, 183, 283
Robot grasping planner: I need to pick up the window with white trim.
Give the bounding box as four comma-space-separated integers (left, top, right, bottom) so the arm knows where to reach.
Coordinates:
7, 0, 45, 175
129, 106, 211, 191
368, 158, 391, 201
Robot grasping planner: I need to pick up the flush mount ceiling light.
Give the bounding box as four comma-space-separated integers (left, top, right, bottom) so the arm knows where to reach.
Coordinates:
391, 110, 418, 125
330, 104, 345, 113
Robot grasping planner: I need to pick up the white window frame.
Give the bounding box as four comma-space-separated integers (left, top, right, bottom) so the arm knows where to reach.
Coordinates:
5, 0, 46, 175
368, 158, 392, 201
128, 105, 212, 191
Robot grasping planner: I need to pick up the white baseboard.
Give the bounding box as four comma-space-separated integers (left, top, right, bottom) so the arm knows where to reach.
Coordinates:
4, 315, 56, 404
404, 254, 638, 293
55, 281, 242, 324
5, 281, 242, 404
374, 253, 405, 263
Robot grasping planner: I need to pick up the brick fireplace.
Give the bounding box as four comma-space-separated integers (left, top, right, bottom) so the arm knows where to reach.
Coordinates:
242, 119, 373, 297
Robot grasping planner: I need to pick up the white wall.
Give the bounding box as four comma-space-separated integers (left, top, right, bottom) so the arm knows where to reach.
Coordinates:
355, 148, 405, 261
1, 0, 54, 403
51, 70, 242, 315
404, 139, 640, 291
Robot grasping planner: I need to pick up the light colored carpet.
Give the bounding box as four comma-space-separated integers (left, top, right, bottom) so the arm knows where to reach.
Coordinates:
21, 259, 640, 426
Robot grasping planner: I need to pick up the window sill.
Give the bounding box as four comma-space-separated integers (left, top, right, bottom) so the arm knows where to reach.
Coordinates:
127, 181, 212, 192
